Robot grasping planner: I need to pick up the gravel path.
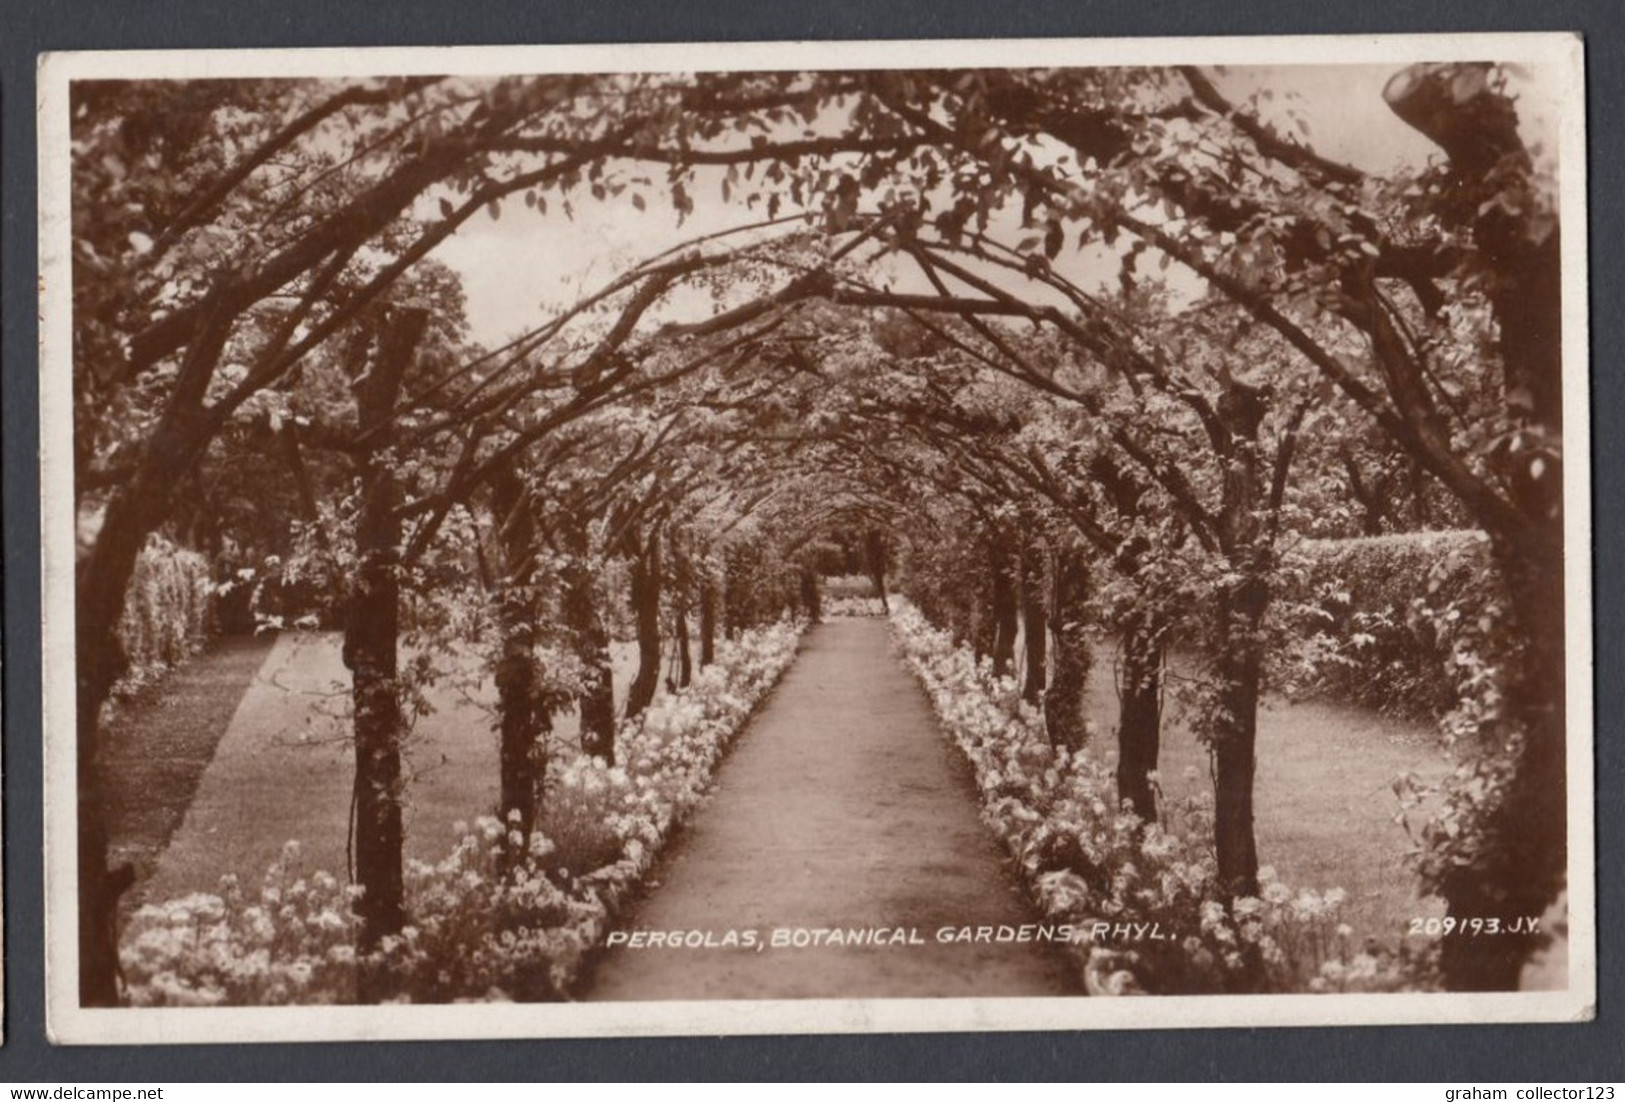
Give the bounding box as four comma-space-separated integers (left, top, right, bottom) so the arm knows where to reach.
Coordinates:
587, 618, 1078, 1001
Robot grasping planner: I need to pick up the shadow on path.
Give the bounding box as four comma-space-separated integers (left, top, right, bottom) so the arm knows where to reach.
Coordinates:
102, 635, 276, 915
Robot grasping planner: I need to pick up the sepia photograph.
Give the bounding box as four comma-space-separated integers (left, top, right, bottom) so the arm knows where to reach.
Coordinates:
37, 33, 1594, 1043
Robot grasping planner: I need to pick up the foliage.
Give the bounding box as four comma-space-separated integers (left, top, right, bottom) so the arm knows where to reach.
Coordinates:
1271, 530, 1504, 722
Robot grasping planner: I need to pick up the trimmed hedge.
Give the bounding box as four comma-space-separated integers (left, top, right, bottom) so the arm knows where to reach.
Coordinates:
117, 533, 214, 691
821, 573, 878, 599
1272, 530, 1503, 722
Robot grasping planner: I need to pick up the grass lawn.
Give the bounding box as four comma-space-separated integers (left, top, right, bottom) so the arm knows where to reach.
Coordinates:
1073, 639, 1452, 946
101, 635, 277, 917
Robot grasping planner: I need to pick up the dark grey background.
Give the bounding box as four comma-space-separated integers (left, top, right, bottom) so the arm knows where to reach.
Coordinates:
2, 0, 1619, 1081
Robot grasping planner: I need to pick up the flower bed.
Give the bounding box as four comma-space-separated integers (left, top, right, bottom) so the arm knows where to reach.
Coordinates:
120, 617, 805, 1006
888, 599, 1423, 995
824, 595, 888, 618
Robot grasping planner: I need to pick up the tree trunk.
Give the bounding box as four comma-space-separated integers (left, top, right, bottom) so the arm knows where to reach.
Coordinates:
965, 545, 994, 660
345, 524, 407, 961
561, 518, 616, 764
1044, 546, 1091, 752
625, 531, 662, 719
669, 534, 694, 688
989, 534, 1020, 680
722, 546, 746, 638
1019, 533, 1048, 705
1409, 458, 1432, 529
698, 576, 717, 667
675, 607, 693, 689
1209, 379, 1271, 900
865, 528, 890, 612
489, 465, 547, 852
343, 308, 426, 994
1116, 610, 1165, 823
1211, 581, 1266, 900
968, 604, 990, 660
799, 567, 822, 624
1340, 449, 1389, 536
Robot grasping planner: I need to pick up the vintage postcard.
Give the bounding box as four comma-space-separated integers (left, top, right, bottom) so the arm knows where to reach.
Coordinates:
39, 33, 1593, 1043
